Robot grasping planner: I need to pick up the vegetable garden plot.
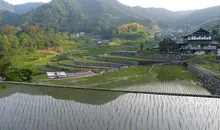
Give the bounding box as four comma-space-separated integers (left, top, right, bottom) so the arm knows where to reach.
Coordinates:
0, 87, 219, 130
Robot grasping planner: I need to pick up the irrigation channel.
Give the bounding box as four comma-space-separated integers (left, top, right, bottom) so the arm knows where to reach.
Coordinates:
0, 84, 219, 130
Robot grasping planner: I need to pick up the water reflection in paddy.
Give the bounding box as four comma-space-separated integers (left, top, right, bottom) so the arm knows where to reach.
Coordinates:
0, 85, 219, 130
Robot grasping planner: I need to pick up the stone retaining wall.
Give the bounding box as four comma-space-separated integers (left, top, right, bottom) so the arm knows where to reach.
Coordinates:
92, 56, 162, 66
216, 56, 220, 64
72, 60, 123, 68
186, 64, 220, 95
111, 51, 194, 61
93, 56, 139, 65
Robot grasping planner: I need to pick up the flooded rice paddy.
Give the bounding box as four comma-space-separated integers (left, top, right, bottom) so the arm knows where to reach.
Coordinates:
116, 81, 211, 95
0, 84, 219, 130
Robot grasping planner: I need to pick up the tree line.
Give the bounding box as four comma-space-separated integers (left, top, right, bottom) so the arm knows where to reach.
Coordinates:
0, 25, 80, 82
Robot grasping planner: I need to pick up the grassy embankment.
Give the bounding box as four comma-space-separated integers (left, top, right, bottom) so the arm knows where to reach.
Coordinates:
11, 53, 55, 68
194, 55, 220, 79
98, 54, 156, 61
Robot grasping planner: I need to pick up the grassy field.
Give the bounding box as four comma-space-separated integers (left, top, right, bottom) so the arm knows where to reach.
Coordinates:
38, 65, 197, 89
34, 74, 48, 80
86, 45, 139, 55
96, 65, 196, 89
197, 63, 220, 73
40, 66, 150, 86
98, 54, 151, 61
152, 65, 196, 82
111, 38, 157, 48
195, 55, 216, 63
60, 58, 115, 64
60, 60, 73, 64
76, 58, 110, 63
11, 53, 55, 67
47, 63, 97, 72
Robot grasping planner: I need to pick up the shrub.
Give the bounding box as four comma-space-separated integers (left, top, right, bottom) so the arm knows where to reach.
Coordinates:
5, 67, 35, 82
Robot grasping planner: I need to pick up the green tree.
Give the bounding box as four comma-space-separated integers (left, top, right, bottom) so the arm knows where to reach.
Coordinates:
216, 34, 220, 41
5, 67, 34, 82
159, 38, 169, 52
1, 35, 11, 53
140, 42, 144, 51
0, 56, 11, 76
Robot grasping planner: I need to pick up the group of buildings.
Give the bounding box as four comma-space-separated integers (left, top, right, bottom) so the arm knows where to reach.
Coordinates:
155, 28, 220, 55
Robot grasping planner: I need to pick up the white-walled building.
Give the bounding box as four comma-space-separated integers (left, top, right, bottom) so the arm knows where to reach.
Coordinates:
47, 72, 67, 79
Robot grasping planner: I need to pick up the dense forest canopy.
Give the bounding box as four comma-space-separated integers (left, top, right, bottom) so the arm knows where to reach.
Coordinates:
0, 24, 83, 81
0, 25, 78, 54
116, 23, 152, 40
1, 0, 220, 31
116, 23, 146, 33
14, 0, 154, 33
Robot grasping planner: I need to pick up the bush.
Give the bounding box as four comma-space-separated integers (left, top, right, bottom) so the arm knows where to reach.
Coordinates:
157, 66, 177, 81
51, 54, 68, 62
5, 67, 35, 82
0, 84, 7, 89
155, 65, 195, 82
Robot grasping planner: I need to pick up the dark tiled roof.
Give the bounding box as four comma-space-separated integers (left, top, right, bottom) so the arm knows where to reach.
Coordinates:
183, 28, 210, 38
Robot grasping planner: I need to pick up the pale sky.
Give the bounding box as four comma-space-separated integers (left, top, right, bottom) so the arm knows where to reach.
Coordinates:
5, 0, 220, 11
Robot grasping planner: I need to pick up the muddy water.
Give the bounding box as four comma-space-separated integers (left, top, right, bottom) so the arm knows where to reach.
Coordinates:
0, 85, 219, 130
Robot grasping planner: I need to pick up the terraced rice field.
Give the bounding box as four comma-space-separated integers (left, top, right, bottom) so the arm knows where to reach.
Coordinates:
98, 54, 151, 61
115, 81, 211, 95
0, 85, 219, 130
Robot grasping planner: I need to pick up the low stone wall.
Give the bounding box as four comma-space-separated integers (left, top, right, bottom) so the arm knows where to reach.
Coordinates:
186, 64, 220, 95
92, 56, 162, 66
216, 56, 220, 64
111, 51, 194, 62
93, 56, 139, 65
72, 60, 123, 68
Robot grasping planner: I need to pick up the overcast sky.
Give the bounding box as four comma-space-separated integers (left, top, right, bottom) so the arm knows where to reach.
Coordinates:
5, 0, 220, 11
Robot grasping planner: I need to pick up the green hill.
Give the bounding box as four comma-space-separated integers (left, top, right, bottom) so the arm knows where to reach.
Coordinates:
1, 0, 220, 31
17, 0, 154, 33
201, 18, 220, 30
0, 0, 44, 14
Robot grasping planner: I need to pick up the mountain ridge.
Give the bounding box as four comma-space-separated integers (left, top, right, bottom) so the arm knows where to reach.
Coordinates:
0, 0, 44, 14
0, 0, 220, 32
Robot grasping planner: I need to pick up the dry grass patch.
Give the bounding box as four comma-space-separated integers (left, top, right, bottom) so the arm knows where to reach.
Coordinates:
108, 42, 121, 46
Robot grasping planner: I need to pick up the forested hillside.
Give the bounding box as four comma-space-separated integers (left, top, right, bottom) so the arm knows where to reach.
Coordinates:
1, 0, 220, 31
187, 6, 220, 26
18, 0, 154, 33
0, 11, 20, 26
0, 25, 83, 81
132, 7, 192, 28
201, 18, 220, 29
0, 0, 13, 12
